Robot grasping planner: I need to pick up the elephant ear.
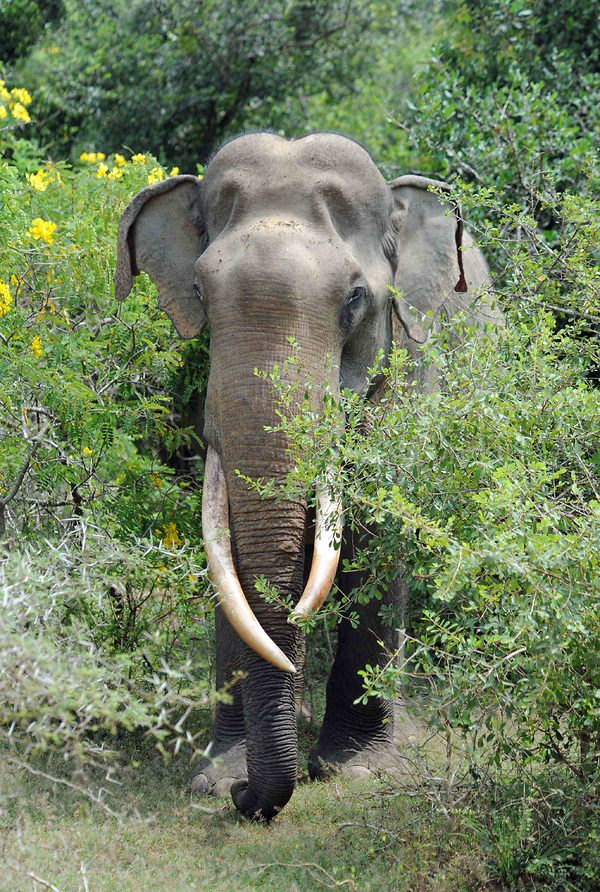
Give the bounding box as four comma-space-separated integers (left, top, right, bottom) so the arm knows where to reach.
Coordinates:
115, 175, 207, 339
386, 175, 467, 344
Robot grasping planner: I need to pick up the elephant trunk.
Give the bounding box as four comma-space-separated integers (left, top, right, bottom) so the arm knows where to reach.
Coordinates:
202, 443, 342, 820
204, 303, 339, 819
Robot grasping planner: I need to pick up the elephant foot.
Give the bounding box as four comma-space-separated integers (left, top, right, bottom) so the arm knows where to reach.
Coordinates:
190, 740, 247, 797
308, 741, 408, 782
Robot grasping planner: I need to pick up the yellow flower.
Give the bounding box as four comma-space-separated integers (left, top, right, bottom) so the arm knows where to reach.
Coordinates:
29, 336, 43, 358
80, 151, 106, 163
10, 87, 32, 106
27, 218, 57, 245
11, 102, 30, 123
197, 174, 204, 181
169, 166, 180, 176
0, 281, 13, 317
161, 521, 182, 550
131, 153, 147, 164
0, 80, 10, 101
82, 446, 93, 456
27, 169, 53, 192
107, 167, 123, 180
96, 163, 108, 178
114, 153, 126, 166
0, 106, 7, 121
147, 167, 164, 185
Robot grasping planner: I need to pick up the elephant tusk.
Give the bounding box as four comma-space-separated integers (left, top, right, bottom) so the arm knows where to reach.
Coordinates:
289, 476, 343, 623
202, 446, 296, 674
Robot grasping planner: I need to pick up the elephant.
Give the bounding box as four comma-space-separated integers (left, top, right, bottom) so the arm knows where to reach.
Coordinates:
114, 132, 499, 822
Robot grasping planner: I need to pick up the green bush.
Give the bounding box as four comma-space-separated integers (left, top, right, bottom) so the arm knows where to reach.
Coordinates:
1, 539, 211, 773
268, 168, 599, 887
0, 133, 207, 542
1, 87, 217, 798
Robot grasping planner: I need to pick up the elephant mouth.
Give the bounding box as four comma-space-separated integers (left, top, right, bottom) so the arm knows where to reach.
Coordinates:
201, 445, 343, 672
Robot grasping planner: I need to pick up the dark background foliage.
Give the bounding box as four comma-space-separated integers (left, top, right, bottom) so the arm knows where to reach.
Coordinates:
11, 0, 407, 169
0, 0, 63, 63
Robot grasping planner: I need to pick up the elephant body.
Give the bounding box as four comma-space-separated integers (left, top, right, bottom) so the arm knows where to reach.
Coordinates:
115, 133, 499, 821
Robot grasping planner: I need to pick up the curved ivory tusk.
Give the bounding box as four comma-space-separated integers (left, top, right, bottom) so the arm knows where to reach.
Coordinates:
289, 476, 343, 622
202, 446, 296, 674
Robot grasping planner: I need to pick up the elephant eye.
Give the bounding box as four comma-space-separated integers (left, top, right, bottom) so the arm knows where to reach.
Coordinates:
194, 283, 203, 302
346, 285, 366, 305
340, 285, 367, 333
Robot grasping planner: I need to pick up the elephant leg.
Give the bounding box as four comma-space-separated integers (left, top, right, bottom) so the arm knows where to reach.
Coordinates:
310, 530, 415, 780
191, 606, 247, 795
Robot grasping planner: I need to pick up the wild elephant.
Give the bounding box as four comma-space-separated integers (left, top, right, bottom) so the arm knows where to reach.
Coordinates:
115, 132, 498, 821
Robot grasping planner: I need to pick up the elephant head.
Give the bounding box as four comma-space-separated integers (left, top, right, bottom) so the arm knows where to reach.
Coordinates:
115, 133, 483, 820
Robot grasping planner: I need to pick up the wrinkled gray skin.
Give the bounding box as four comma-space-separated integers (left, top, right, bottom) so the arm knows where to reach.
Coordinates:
115, 133, 498, 822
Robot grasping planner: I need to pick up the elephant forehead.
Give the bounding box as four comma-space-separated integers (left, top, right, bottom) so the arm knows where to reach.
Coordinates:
198, 221, 356, 294
204, 132, 391, 227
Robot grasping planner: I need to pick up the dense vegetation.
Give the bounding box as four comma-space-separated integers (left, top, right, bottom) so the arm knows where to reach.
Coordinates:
10, 0, 409, 169
1, 1, 598, 889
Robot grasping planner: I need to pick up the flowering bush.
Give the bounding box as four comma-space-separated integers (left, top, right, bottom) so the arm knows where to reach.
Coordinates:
0, 83, 214, 792
0, 76, 33, 163
0, 80, 32, 123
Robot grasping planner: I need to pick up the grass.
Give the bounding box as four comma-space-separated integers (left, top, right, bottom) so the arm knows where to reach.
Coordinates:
0, 742, 499, 892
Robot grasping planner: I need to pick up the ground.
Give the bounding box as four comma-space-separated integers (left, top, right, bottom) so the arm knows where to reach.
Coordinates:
0, 743, 501, 892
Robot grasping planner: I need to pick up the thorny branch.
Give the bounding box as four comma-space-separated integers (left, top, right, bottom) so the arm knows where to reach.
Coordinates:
0, 423, 50, 538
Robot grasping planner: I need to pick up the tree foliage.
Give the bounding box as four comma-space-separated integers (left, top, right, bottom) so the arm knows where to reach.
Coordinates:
0, 0, 63, 63
13, 0, 391, 168
406, 0, 599, 202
